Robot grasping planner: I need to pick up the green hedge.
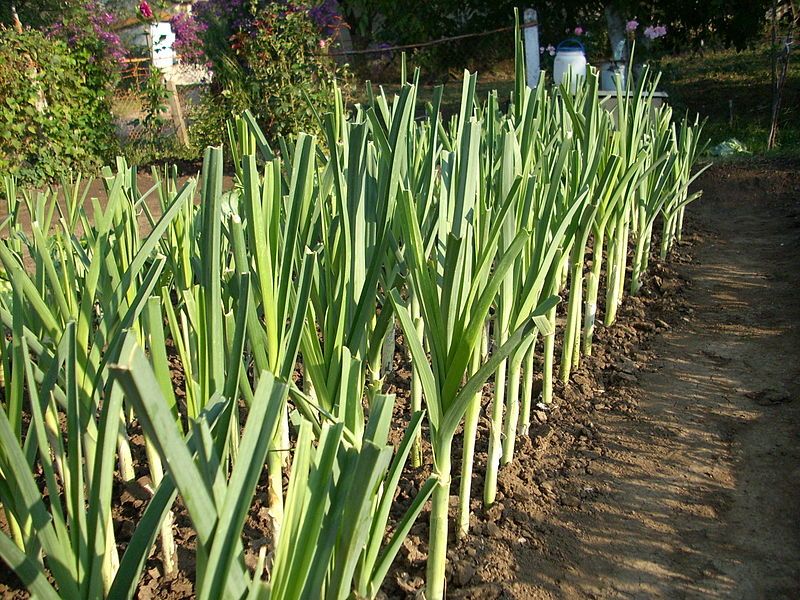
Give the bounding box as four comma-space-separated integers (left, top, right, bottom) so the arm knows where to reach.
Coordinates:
0, 28, 116, 185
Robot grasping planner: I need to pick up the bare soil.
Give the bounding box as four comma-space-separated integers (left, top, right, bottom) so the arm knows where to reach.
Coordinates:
1, 159, 798, 599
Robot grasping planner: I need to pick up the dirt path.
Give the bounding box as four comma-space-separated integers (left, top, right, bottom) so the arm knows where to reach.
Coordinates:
498, 160, 800, 599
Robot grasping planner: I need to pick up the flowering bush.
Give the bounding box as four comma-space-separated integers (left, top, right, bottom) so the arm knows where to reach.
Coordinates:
0, 1, 127, 184
230, 2, 343, 139
170, 12, 208, 65
48, 0, 127, 67
189, 0, 346, 148
193, 0, 253, 55
309, 0, 346, 37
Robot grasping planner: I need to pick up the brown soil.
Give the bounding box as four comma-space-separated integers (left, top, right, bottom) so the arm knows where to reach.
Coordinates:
1, 159, 798, 599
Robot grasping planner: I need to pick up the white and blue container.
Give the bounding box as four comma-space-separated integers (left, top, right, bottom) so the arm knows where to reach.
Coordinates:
553, 39, 587, 92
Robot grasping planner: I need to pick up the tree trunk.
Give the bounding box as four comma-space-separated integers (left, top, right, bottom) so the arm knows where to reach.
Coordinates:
605, 3, 627, 61
768, 14, 794, 149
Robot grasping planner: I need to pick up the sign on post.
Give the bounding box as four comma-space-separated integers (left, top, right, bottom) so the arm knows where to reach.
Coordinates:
524, 8, 540, 88
150, 22, 175, 70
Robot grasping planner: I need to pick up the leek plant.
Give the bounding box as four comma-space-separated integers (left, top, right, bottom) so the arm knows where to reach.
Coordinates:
581, 145, 634, 356
629, 104, 677, 295
111, 323, 279, 600
268, 396, 435, 600
0, 328, 143, 599
0, 176, 23, 257
0, 164, 192, 588
112, 318, 435, 599
601, 69, 657, 325
143, 164, 195, 293
228, 139, 318, 539
393, 170, 556, 597
456, 89, 497, 536
292, 84, 416, 448
555, 72, 610, 384
484, 134, 588, 503
0, 309, 194, 600
660, 115, 709, 258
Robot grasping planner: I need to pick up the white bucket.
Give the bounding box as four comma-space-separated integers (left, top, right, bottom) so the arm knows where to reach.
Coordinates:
553, 39, 587, 93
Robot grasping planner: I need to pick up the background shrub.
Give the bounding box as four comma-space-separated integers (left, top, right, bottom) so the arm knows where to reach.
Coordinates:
189, 0, 345, 149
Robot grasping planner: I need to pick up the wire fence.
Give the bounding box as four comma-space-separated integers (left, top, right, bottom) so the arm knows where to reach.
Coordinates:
328, 19, 537, 57
111, 57, 207, 147
321, 15, 539, 85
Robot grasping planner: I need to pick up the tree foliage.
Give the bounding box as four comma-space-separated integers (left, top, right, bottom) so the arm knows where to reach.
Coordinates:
0, 1, 76, 29
340, 0, 773, 55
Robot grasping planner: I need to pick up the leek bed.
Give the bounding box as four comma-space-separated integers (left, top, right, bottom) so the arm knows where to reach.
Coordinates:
0, 18, 706, 600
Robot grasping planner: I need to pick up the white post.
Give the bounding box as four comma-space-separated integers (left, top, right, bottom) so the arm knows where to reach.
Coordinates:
524, 8, 540, 88
150, 22, 176, 71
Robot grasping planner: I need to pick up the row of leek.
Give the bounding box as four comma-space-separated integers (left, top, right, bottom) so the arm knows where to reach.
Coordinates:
0, 22, 706, 600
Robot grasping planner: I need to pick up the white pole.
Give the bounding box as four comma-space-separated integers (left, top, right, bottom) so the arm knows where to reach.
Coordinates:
524, 8, 540, 88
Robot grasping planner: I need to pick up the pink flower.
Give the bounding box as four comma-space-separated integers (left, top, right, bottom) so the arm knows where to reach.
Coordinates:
626, 20, 639, 32
547, 44, 556, 56
574, 26, 584, 35
644, 24, 667, 40
539, 46, 545, 54
139, 1, 153, 20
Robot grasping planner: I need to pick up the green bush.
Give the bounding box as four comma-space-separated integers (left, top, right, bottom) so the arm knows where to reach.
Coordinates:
233, 4, 342, 140
188, 57, 252, 151
189, 1, 345, 149
0, 27, 117, 185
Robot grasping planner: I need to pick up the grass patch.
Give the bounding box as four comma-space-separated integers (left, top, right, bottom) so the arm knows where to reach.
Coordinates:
355, 45, 798, 159
657, 45, 798, 157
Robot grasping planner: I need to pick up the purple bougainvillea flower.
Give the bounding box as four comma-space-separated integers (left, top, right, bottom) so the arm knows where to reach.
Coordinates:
574, 26, 584, 35
170, 12, 208, 64
626, 20, 639, 32
47, 0, 128, 65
